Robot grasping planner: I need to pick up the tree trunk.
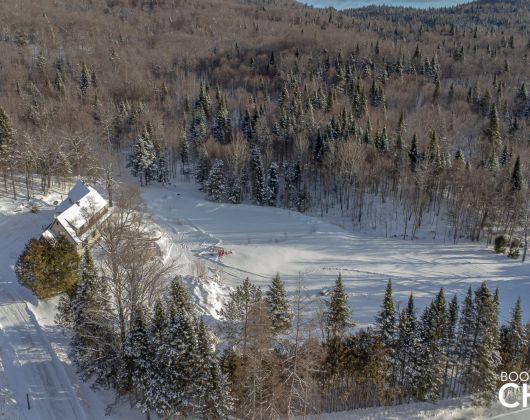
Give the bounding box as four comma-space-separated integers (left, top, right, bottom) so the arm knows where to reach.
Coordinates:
11, 170, 16, 200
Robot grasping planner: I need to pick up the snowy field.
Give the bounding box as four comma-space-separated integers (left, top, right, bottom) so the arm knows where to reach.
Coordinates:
143, 181, 529, 327
0, 179, 528, 419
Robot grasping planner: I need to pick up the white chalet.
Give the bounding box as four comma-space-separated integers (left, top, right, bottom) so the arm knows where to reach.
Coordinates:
41, 180, 109, 251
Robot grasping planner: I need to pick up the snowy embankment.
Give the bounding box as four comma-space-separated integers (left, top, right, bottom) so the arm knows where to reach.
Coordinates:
305, 397, 530, 419
0, 188, 140, 420
143, 181, 529, 327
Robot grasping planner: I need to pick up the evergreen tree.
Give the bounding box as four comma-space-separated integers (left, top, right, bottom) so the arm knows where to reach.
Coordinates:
265, 273, 292, 334
457, 287, 476, 394
396, 293, 419, 391
376, 279, 396, 350
250, 146, 267, 205
195, 82, 211, 116
190, 106, 208, 145
326, 273, 353, 338
156, 149, 169, 184
396, 111, 405, 151
499, 144, 509, 167
0, 107, 17, 199
167, 276, 194, 312
16, 237, 80, 299
213, 97, 231, 144
267, 162, 279, 206
375, 127, 389, 152
443, 295, 458, 398
487, 104, 501, 147
128, 128, 156, 186
284, 161, 302, 209
205, 159, 226, 202
415, 288, 447, 402
70, 249, 117, 388
195, 154, 211, 190
471, 282, 501, 405
218, 277, 262, 352
123, 307, 153, 414
145, 300, 171, 415
501, 297, 526, 373
455, 148, 465, 164
511, 155, 522, 192
163, 299, 200, 416
54, 71, 65, 95
409, 134, 419, 172
196, 319, 233, 419
79, 63, 90, 100
427, 130, 443, 173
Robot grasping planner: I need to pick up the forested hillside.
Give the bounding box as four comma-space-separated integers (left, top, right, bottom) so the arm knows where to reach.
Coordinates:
0, 0, 528, 246
1, 1, 529, 418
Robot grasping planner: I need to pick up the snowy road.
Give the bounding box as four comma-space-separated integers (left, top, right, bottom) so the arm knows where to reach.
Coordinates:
0, 202, 107, 420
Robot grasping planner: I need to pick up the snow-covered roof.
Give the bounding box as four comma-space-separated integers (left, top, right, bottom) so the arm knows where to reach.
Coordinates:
56, 180, 92, 213
53, 180, 108, 244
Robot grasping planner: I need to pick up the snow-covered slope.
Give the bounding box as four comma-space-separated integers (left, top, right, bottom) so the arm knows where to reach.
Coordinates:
143, 181, 529, 327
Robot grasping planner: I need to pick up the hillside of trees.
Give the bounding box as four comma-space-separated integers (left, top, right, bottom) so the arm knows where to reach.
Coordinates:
0, 0, 528, 247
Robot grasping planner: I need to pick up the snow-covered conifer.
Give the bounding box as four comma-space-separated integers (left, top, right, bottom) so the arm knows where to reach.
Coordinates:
70, 249, 117, 388
326, 273, 353, 338
268, 162, 279, 206
250, 146, 267, 205
265, 273, 292, 334
205, 159, 226, 202
218, 277, 262, 351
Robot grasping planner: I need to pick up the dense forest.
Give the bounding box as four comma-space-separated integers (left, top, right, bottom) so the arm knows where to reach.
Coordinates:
1, 0, 530, 417
0, 0, 528, 246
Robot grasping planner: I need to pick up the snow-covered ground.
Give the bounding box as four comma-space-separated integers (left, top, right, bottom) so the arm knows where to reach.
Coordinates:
143, 181, 529, 327
306, 398, 530, 419
0, 178, 528, 419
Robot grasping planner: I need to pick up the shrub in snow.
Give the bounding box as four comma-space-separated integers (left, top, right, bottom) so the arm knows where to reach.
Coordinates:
15, 237, 80, 299
508, 238, 521, 259
494, 235, 509, 254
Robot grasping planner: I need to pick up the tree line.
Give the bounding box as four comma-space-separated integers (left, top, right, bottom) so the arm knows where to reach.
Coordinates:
55, 252, 529, 417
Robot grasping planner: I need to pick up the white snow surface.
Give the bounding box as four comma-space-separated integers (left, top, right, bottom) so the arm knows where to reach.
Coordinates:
305, 397, 530, 419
